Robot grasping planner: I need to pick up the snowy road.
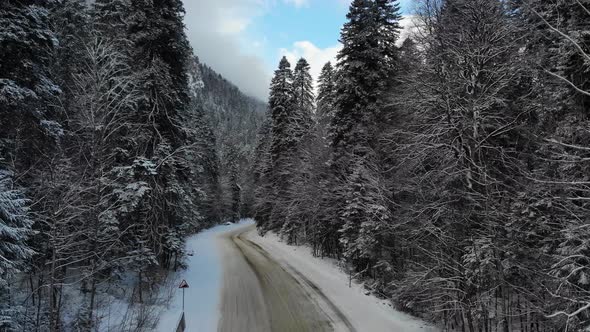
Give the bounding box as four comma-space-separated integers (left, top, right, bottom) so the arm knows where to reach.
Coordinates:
217, 224, 348, 332
217, 224, 438, 332
158, 221, 436, 332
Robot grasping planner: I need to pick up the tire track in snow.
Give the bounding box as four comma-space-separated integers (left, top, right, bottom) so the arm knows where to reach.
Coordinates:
240, 233, 356, 332
218, 224, 346, 332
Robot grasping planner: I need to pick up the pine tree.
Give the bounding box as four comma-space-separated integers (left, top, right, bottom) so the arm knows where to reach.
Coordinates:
338, 157, 389, 268
127, 0, 190, 151
184, 56, 220, 226
0, 3, 61, 328
93, 0, 132, 37
316, 62, 336, 129
0, 0, 61, 173
0, 169, 34, 331
292, 58, 315, 135
279, 58, 315, 242
125, 0, 193, 269
253, 118, 273, 231
229, 162, 242, 222
263, 57, 295, 231
269, 56, 295, 160
330, 0, 401, 158
325, 0, 401, 277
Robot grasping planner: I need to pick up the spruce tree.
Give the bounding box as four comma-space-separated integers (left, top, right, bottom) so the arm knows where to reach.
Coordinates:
253, 119, 273, 231
331, 0, 401, 158
269, 56, 295, 160
327, 0, 401, 276
0, 3, 59, 327
280, 58, 315, 242
316, 62, 336, 129
0, 0, 60, 173
292, 58, 315, 137
125, 0, 193, 269
263, 57, 295, 231
0, 170, 34, 331
93, 0, 132, 37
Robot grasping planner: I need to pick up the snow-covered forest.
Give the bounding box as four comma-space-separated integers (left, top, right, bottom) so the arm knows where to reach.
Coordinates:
253, 0, 590, 331
1, 0, 590, 331
0, 0, 264, 330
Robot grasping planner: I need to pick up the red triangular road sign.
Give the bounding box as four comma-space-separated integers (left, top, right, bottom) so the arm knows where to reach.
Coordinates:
179, 279, 189, 288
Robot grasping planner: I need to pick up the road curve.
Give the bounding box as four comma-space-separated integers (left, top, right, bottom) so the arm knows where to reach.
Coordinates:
217, 224, 354, 332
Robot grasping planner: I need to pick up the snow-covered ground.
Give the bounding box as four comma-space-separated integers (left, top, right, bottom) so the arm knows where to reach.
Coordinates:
245, 230, 440, 332
156, 219, 254, 332
157, 219, 437, 332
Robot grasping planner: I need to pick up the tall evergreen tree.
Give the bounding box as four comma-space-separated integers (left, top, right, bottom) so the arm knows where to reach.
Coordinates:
316, 62, 336, 129
261, 57, 295, 231
293, 58, 315, 134
253, 118, 273, 230
124, 0, 193, 271
0, 0, 60, 174
330, 0, 401, 158
93, 0, 131, 37
326, 0, 401, 277
279, 58, 316, 242
0, 3, 60, 328
0, 170, 34, 331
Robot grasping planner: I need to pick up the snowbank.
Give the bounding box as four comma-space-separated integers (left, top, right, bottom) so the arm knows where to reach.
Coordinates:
156, 219, 254, 332
245, 230, 440, 332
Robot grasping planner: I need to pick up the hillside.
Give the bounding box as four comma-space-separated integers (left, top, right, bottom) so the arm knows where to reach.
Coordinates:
188, 56, 267, 221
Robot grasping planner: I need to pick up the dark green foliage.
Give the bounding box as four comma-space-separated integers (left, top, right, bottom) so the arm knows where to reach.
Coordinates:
251, 0, 590, 330
192, 57, 266, 222
0, 0, 259, 329
316, 62, 336, 128
254, 56, 316, 236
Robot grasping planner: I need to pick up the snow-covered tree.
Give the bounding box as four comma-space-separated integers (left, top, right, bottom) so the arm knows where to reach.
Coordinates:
387, 0, 536, 328
515, 0, 590, 328
292, 58, 315, 135
124, 0, 194, 271
316, 62, 336, 129
330, 0, 401, 159
261, 57, 295, 231
0, 0, 61, 170
324, 0, 401, 278
0, 169, 34, 331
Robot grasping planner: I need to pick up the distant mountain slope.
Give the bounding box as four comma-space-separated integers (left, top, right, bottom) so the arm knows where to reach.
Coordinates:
188, 56, 267, 220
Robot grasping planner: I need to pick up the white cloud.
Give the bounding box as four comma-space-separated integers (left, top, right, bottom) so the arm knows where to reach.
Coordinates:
182, 0, 272, 101
219, 17, 251, 35
181, 1, 418, 101
398, 15, 420, 45
280, 41, 342, 92
283, 0, 310, 7
279, 14, 415, 92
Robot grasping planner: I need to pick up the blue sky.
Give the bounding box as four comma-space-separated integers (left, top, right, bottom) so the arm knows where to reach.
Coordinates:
247, 0, 414, 69
245, 1, 350, 69
182, 0, 415, 100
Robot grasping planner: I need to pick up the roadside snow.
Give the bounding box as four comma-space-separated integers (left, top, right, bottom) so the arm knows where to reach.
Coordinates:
156, 219, 254, 332
245, 230, 439, 332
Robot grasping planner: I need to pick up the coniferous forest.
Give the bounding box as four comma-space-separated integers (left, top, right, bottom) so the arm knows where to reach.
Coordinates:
253, 0, 590, 331
0, 0, 263, 330
1, 0, 590, 331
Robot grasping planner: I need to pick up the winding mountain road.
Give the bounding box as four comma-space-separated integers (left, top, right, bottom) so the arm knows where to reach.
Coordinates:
216, 224, 354, 332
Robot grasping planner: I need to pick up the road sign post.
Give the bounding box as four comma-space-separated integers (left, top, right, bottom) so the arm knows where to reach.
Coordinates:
178, 279, 189, 312
176, 280, 190, 332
